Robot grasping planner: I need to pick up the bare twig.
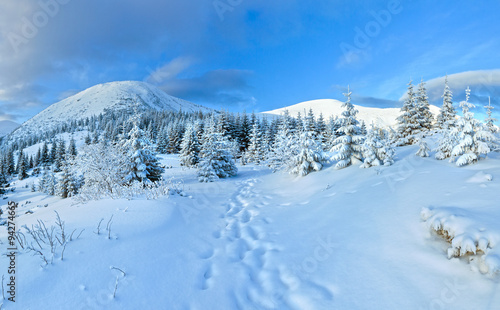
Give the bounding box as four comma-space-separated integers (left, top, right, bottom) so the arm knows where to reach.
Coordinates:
110, 266, 126, 277
1, 275, 4, 300
107, 221, 112, 240
76, 229, 85, 239
113, 276, 119, 298
69, 229, 77, 241
27, 245, 48, 266
94, 219, 104, 235
61, 243, 67, 261
54, 211, 66, 244
110, 266, 126, 299
106, 215, 114, 231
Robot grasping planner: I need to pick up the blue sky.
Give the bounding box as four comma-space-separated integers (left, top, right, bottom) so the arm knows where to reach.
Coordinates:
1, 0, 500, 123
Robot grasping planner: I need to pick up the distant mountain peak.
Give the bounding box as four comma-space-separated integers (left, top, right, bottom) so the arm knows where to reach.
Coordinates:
6, 81, 211, 142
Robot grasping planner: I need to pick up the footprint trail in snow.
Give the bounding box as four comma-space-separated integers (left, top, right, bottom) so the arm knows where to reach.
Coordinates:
199, 178, 294, 308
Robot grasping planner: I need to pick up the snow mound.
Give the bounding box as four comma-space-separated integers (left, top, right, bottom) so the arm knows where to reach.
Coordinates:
422, 206, 500, 277
6, 81, 212, 142
263, 99, 440, 128
466, 171, 493, 183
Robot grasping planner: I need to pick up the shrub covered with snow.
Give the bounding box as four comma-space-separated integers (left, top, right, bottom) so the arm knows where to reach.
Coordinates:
422, 206, 500, 277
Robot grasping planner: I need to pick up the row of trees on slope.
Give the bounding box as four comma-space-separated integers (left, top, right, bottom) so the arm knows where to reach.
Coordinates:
395, 77, 497, 166
0, 77, 498, 199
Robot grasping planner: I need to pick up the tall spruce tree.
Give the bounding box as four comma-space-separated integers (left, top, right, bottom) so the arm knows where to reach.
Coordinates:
395, 80, 421, 145
330, 86, 365, 169
451, 87, 495, 166
416, 79, 433, 131
121, 117, 164, 184
197, 119, 237, 182
244, 122, 264, 164
179, 123, 201, 167
436, 75, 456, 129
484, 97, 498, 133
288, 114, 327, 176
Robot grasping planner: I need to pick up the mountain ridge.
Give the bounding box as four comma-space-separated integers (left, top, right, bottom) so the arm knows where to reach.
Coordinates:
263, 99, 440, 128
6, 81, 212, 142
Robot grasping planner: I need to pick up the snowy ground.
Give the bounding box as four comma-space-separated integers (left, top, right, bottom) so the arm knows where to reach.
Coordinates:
1, 146, 500, 309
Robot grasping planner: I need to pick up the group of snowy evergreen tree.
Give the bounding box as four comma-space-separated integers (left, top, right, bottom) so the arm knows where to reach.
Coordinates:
433, 79, 497, 166
0, 76, 498, 196
171, 86, 396, 179
394, 75, 497, 166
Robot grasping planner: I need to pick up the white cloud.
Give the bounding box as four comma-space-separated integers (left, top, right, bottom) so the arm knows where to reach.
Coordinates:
399, 69, 500, 102
145, 56, 197, 84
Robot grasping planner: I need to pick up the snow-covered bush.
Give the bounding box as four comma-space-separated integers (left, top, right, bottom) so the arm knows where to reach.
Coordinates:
422, 207, 500, 277
77, 142, 130, 199
415, 138, 430, 157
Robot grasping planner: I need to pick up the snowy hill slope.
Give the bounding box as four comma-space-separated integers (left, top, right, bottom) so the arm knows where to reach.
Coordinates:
263, 99, 440, 128
7, 81, 211, 141
0, 120, 19, 137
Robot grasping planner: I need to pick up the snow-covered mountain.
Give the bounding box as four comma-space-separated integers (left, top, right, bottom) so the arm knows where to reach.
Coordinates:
263, 99, 441, 128
7, 81, 211, 141
0, 120, 19, 137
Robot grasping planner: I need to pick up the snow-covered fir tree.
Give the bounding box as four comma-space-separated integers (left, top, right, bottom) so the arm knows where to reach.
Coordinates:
121, 117, 164, 183
0, 172, 6, 195
435, 129, 456, 160
330, 86, 365, 169
197, 119, 238, 182
39, 168, 56, 195
179, 122, 201, 168
156, 128, 170, 154
436, 75, 456, 129
40, 142, 49, 166
416, 137, 430, 157
53, 139, 66, 172
17, 150, 29, 180
316, 113, 327, 145
57, 163, 78, 198
360, 128, 382, 168
378, 133, 395, 166
360, 126, 395, 168
84, 133, 92, 145
395, 80, 421, 145
243, 122, 264, 165
268, 111, 296, 172
416, 79, 433, 131
484, 97, 498, 133
68, 137, 77, 157
451, 87, 495, 166
287, 113, 327, 176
